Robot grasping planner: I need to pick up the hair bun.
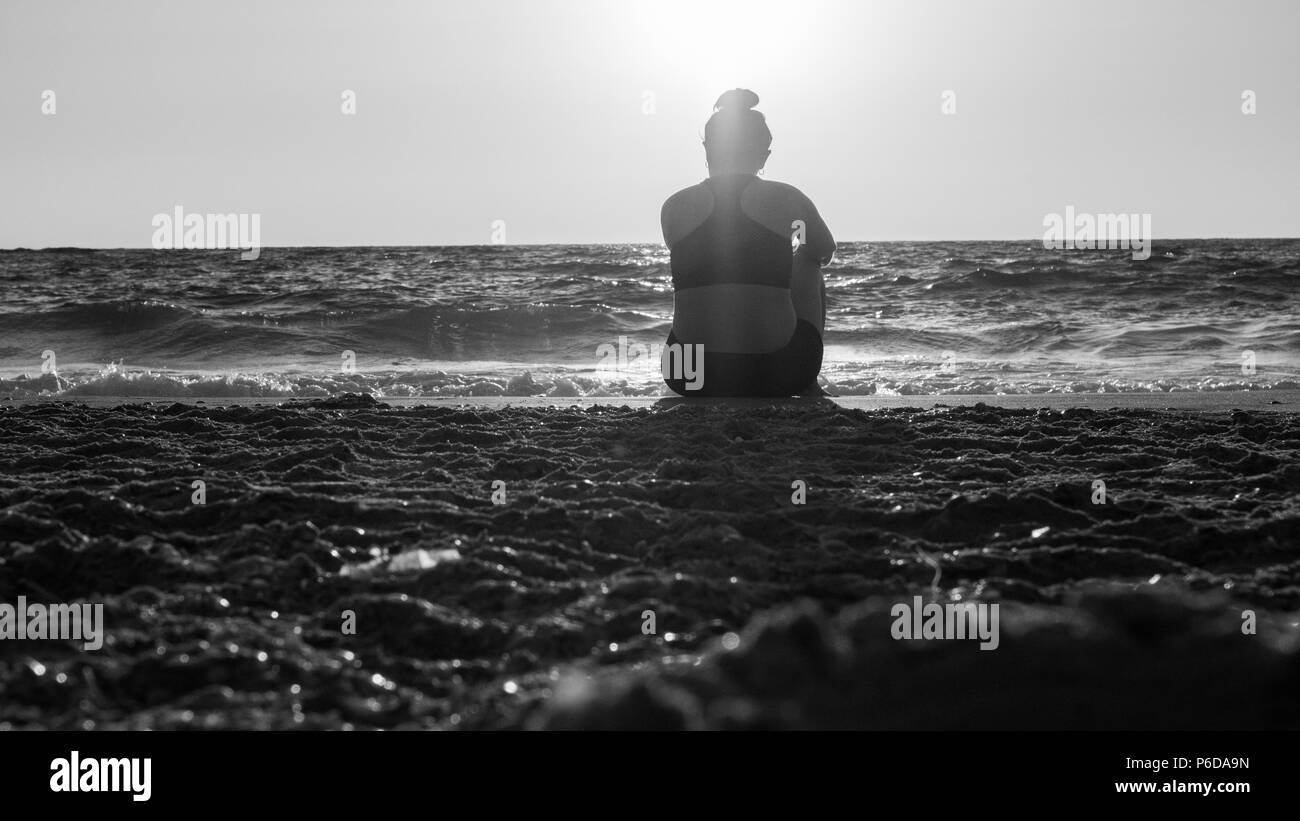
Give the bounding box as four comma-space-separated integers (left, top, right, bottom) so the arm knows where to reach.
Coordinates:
713, 88, 760, 112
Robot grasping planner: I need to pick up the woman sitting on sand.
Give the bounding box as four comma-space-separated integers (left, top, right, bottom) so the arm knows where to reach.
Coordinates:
661, 89, 835, 397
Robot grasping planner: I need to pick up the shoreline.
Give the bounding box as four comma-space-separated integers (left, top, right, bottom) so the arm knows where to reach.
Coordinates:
5, 389, 1298, 412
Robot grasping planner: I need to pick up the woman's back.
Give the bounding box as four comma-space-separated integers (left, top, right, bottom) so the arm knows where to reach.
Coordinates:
663, 175, 834, 354
664, 174, 797, 352
660, 89, 834, 396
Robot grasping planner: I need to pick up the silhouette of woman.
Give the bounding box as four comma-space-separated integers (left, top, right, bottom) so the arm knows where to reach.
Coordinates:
661, 89, 835, 397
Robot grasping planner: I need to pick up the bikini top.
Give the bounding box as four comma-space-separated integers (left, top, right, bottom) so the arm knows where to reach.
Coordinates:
670, 176, 792, 291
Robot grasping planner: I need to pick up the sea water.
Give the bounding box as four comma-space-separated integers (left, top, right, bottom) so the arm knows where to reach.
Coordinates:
1, 239, 1297, 398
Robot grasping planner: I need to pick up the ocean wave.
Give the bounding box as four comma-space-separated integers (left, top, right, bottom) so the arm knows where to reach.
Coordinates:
14, 299, 202, 331
4, 361, 1298, 401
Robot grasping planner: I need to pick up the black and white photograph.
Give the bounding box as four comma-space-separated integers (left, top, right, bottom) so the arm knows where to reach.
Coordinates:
1, 0, 1295, 803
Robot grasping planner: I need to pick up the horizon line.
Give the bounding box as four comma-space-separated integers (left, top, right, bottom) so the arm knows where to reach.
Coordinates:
4, 236, 1299, 252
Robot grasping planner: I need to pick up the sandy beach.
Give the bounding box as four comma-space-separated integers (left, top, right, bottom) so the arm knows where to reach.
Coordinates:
1, 393, 1297, 730
6, 1, 1300, 805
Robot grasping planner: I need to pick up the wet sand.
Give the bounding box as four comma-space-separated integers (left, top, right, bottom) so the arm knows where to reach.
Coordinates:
10, 388, 1300, 411
1, 393, 1298, 729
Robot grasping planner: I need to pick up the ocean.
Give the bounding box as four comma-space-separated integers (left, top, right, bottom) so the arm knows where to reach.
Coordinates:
2, 239, 1297, 399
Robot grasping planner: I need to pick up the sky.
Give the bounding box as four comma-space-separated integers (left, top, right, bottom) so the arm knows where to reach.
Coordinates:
1, 0, 1297, 247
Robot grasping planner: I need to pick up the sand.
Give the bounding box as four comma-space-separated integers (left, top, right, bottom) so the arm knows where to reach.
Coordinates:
1, 393, 1298, 729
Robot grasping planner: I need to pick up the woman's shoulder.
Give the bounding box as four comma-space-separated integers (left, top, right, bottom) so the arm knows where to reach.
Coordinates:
739, 178, 814, 235
748, 178, 812, 208
661, 182, 713, 245
662, 180, 711, 210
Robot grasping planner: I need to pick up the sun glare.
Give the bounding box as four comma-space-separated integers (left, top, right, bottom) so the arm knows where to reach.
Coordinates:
632, 0, 815, 95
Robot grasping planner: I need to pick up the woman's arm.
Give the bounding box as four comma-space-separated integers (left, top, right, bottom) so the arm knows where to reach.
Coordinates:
791, 250, 826, 336
793, 189, 836, 266
789, 186, 833, 335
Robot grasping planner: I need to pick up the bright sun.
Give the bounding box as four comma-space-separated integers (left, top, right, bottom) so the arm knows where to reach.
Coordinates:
631, 0, 816, 96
